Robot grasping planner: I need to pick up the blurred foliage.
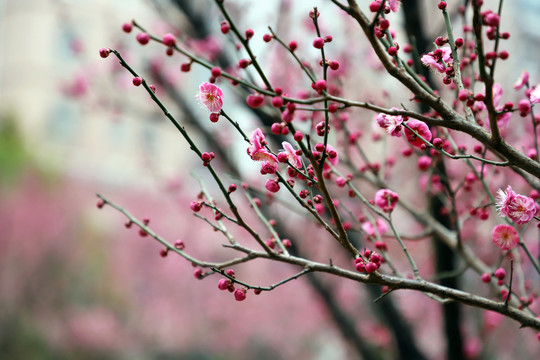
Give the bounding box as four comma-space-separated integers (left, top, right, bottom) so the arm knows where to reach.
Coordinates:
0, 113, 28, 185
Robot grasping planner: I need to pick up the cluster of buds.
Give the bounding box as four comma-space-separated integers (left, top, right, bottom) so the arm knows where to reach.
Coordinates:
355, 249, 383, 273
217, 269, 248, 301
312, 35, 332, 49
201, 151, 216, 166
265, 237, 292, 251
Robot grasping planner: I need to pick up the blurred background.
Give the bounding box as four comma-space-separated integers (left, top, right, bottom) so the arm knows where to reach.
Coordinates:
1, 0, 540, 359
0, 1, 360, 359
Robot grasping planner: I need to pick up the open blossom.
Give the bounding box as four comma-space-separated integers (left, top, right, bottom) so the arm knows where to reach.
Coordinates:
281, 141, 303, 168
322, 144, 339, 171
247, 128, 278, 174
529, 85, 540, 104
375, 109, 403, 137
496, 185, 537, 224
388, 0, 400, 12
362, 219, 388, 237
473, 83, 511, 127
491, 224, 519, 251
404, 119, 432, 147
513, 70, 529, 90
373, 0, 400, 12
196, 82, 223, 113
374, 189, 399, 213
420, 46, 452, 73
326, 144, 339, 166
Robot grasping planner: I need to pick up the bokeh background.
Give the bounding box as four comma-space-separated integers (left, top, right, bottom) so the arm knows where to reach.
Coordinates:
2, 0, 540, 359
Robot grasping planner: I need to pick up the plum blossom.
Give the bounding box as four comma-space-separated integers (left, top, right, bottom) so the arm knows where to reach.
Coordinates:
372, 0, 400, 12
491, 83, 504, 107
388, 0, 400, 12
374, 189, 399, 213
247, 128, 278, 174
196, 82, 223, 113
496, 185, 517, 217
513, 70, 529, 90
322, 144, 339, 171
472, 83, 512, 127
326, 144, 339, 166
375, 109, 403, 137
362, 219, 388, 237
281, 141, 303, 168
491, 224, 519, 251
420, 46, 452, 73
529, 85, 540, 104
496, 185, 537, 224
404, 120, 432, 147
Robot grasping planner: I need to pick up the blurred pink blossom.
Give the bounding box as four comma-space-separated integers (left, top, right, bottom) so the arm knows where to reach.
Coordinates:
491, 224, 519, 250
529, 85, 540, 104
362, 218, 388, 237
374, 189, 399, 213
513, 70, 529, 90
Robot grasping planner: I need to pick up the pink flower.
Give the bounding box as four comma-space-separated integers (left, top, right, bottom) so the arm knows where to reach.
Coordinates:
496, 111, 512, 128
513, 70, 529, 90
507, 195, 537, 224
404, 120, 432, 147
375, 109, 403, 137
322, 144, 339, 171
473, 84, 512, 127
491, 224, 519, 251
496, 185, 537, 224
362, 219, 388, 237
529, 85, 540, 104
492, 83, 504, 107
496, 185, 517, 216
196, 82, 223, 113
388, 0, 400, 12
281, 141, 303, 168
371, 0, 400, 12
374, 189, 399, 213
248, 128, 266, 153
420, 46, 452, 73
326, 144, 339, 166
247, 129, 278, 173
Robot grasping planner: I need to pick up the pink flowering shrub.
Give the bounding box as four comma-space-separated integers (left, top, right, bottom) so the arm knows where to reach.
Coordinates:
90, 0, 540, 358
